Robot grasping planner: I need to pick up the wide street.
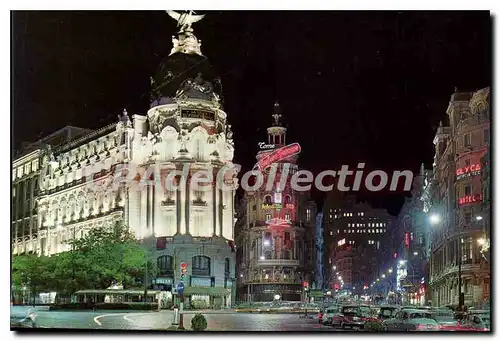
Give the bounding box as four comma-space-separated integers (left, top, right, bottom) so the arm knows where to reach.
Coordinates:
12, 306, 343, 331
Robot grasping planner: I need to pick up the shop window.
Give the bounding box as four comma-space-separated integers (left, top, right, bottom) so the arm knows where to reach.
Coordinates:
264, 195, 272, 204
157, 255, 173, 276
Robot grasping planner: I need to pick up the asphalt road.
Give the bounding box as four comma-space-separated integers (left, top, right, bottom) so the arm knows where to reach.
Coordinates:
11, 307, 345, 331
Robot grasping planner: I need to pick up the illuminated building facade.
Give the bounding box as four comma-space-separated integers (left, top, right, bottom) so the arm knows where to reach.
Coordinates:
323, 194, 392, 295
428, 87, 490, 308
20, 12, 239, 308
237, 104, 316, 302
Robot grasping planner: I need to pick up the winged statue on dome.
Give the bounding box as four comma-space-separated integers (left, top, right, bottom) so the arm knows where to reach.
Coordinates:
167, 10, 205, 33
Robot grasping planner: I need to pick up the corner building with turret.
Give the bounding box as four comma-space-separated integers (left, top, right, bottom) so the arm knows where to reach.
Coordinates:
236, 104, 317, 303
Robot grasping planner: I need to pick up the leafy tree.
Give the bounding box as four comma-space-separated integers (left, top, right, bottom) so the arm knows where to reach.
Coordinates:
12, 254, 53, 304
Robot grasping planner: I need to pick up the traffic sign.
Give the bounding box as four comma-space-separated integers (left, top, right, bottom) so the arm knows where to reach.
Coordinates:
180, 262, 188, 270
177, 282, 185, 295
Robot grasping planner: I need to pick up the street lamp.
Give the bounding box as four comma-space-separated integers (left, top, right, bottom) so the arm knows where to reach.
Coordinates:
338, 276, 342, 280
477, 238, 486, 246
430, 214, 440, 225
476, 216, 483, 221
263, 240, 270, 246
382, 274, 386, 278
413, 252, 418, 256
388, 268, 393, 273
260, 256, 265, 260
376, 278, 380, 282
333, 266, 337, 270
399, 260, 406, 265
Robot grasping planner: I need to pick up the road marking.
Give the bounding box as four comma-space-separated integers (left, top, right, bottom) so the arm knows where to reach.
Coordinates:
94, 313, 128, 326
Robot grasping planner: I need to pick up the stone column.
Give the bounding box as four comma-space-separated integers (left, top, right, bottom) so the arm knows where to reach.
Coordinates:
185, 175, 190, 235
179, 169, 186, 235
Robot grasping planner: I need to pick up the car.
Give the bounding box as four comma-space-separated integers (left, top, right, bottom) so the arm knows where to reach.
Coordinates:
378, 306, 399, 321
10, 308, 37, 329
383, 309, 439, 331
339, 305, 378, 330
431, 309, 468, 331
322, 306, 342, 326
467, 310, 490, 331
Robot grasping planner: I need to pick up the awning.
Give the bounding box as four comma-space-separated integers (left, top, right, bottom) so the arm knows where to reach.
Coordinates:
181, 287, 231, 297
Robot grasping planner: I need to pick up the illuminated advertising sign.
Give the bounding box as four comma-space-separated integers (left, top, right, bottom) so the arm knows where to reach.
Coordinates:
404, 232, 410, 249
459, 194, 482, 205
338, 238, 346, 246
254, 143, 301, 171
266, 218, 290, 226
456, 164, 481, 180
258, 142, 276, 150
396, 263, 407, 292
261, 203, 294, 210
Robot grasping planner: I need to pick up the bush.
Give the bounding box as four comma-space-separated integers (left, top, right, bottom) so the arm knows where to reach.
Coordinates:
364, 321, 385, 332
191, 300, 208, 309
191, 314, 207, 331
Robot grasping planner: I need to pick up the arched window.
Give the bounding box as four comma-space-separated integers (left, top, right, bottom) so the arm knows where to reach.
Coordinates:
264, 195, 272, 204
224, 258, 230, 277
192, 256, 211, 276
284, 195, 291, 205
157, 255, 174, 276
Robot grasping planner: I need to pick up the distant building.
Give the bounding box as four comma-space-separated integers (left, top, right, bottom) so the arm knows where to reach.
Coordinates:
315, 212, 324, 291
322, 194, 392, 296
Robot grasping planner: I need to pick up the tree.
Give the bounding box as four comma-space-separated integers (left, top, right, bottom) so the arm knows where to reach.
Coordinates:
12, 254, 53, 305
66, 221, 157, 290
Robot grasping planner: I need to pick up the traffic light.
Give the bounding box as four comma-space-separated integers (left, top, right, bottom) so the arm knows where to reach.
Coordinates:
180, 273, 186, 282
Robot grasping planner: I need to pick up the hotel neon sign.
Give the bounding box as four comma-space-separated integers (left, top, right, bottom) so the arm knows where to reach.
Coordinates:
261, 203, 294, 210
458, 194, 482, 205
456, 164, 481, 180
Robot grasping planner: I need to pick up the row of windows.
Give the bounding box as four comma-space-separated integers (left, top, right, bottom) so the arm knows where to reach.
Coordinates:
265, 213, 291, 222
462, 129, 489, 147
13, 159, 40, 179
343, 229, 386, 234
156, 255, 231, 277
347, 222, 386, 228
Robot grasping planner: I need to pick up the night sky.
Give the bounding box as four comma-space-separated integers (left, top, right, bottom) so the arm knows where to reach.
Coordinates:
12, 11, 492, 215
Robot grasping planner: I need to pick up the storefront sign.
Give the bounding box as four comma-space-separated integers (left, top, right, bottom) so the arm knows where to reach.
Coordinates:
456, 164, 481, 180
459, 194, 482, 205
258, 142, 275, 149
181, 109, 215, 121
191, 277, 211, 288
254, 143, 301, 171
154, 277, 173, 285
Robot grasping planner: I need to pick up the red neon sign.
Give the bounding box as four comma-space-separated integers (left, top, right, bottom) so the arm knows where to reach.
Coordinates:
254, 143, 301, 171
404, 232, 410, 249
456, 164, 481, 180
267, 218, 290, 226
459, 194, 482, 205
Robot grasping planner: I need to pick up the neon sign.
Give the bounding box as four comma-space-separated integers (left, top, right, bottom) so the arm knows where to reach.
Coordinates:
254, 143, 301, 171
404, 232, 410, 249
456, 164, 481, 180
258, 142, 276, 149
266, 218, 290, 226
261, 203, 294, 210
459, 194, 482, 205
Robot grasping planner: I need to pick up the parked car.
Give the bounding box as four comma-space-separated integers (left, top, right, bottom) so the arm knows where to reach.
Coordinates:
383, 309, 439, 331
431, 309, 468, 331
467, 310, 490, 331
340, 305, 378, 330
322, 306, 342, 326
378, 306, 399, 321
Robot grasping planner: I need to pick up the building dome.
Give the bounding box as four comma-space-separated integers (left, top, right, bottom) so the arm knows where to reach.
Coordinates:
150, 52, 223, 107
150, 12, 222, 107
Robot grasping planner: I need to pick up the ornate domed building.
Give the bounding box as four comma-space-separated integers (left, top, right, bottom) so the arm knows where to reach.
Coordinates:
32, 11, 239, 308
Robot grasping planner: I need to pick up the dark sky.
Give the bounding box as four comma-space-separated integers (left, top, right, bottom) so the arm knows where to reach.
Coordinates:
12, 11, 491, 215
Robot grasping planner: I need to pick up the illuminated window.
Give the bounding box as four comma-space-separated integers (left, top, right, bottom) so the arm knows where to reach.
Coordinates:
306, 209, 311, 222
330, 231, 333, 236
347, 223, 350, 227
265, 214, 271, 222
361, 212, 364, 216
285, 213, 291, 221
464, 185, 471, 196
264, 195, 272, 204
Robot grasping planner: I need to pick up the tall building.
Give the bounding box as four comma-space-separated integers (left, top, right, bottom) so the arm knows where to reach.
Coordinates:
428, 87, 490, 309
315, 212, 324, 291
236, 104, 316, 302
322, 194, 392, 295
24, 12, 239, 308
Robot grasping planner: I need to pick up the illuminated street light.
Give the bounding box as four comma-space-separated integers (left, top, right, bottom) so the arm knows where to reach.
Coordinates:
333, 266, 337, 270
376, 278, 380, 282
388, 268, 393, 273
430, 214, 440, 224
399, 260, 406, 265
338, 276, 342, 280
476, 216, 483, 221
336, 272, 339, 275
382, 274, 386, 278
477, 238, 486, 246
260, 256, 265, 260
263, 240, 270, 246
413, 252, 418, 255
240, 274, 243, 278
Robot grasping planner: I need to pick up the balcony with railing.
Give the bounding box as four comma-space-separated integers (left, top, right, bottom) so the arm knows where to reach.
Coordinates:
254, 258, 301, 267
